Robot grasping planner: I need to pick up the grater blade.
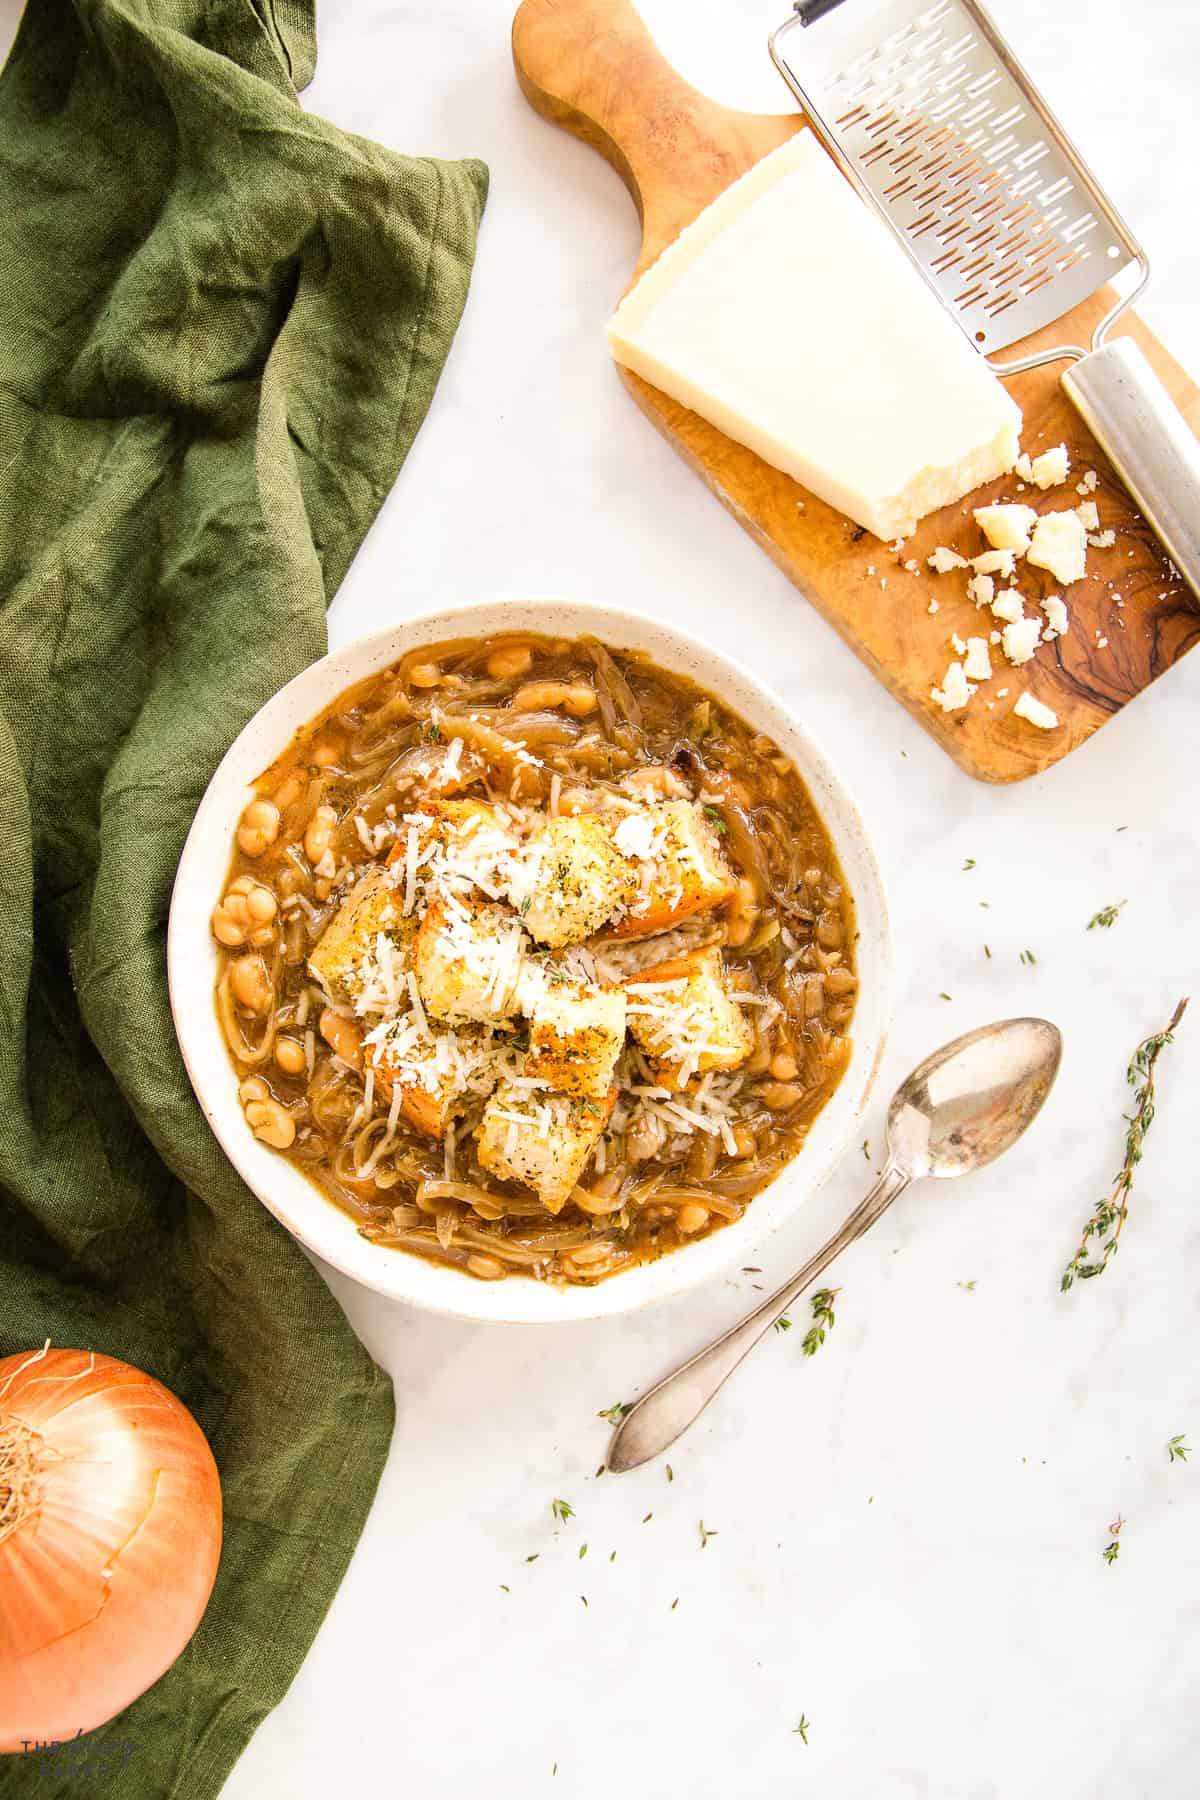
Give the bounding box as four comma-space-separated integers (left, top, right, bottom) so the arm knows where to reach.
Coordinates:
769, 0, 1146, 359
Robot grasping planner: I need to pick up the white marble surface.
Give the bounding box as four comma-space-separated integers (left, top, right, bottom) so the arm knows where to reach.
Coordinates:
9, 0, 1200, 1792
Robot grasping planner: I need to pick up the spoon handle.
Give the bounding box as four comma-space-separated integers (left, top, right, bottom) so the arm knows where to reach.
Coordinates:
607, 1162, 911, 1472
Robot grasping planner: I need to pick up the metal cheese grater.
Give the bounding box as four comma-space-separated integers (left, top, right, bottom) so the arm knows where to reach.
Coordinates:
770, 0, 1200, 598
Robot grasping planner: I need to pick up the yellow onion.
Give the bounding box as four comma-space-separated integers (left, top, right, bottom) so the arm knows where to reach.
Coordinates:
0, 1346, 222, 1751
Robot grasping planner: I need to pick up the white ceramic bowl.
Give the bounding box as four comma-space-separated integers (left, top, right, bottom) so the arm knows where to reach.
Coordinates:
169, 600, 890, 1324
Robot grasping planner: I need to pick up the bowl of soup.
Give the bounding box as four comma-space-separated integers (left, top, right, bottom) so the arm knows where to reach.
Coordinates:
168, 600, 890, 1322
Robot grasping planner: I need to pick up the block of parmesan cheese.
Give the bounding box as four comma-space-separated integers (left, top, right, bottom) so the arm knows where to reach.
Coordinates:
607, 132, 1022, 542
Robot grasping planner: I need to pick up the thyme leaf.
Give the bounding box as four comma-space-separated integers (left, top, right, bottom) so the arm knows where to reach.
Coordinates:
1167, 1434, 1190, 1464
801, 1286, 839, 1357
1087, 900, 1126, 930
597, 1402, 631, 1426
1061, 998, 1188, 1290
1102, 1514, 1124, 1565
551, 1498, 574, 1523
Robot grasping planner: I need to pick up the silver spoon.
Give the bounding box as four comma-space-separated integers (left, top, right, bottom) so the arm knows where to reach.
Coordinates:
607, 1017, 1062, 1473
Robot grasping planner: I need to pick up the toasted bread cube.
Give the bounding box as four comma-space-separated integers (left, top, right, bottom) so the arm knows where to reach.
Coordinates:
308, 866, 413, 1005
386, 798, 517, 900
511, 815, 636, 948
624, 947, 752, 1089
524, 975, 627, 1099
610, 801, 738, 939
368, 1046, 457, 1139
476, 1083, 616, 1212
367, 1017, 512, 1140
412, 895, 526, 1023
367, 1034, 459, 1140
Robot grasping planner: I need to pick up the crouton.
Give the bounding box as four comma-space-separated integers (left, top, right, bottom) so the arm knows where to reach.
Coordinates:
509, 815, 636, 948
412, 894, 527, 1023
367, 1017, 513, 1139
308, 866, 413, 1006
623, 947, 752, 1089
369, 1047, 457, 1138
385, 798, 495, 867
524, 973, 627, 1099
609, 801, 738, 939
476, 1082, 616, 1212
387, 797, 517, 905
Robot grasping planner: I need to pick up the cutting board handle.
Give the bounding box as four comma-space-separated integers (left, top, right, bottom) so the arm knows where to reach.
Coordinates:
512, 0, 801, 268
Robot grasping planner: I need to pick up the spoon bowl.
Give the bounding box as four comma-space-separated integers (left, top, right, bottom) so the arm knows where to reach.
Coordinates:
887, 1017, 1063, 1181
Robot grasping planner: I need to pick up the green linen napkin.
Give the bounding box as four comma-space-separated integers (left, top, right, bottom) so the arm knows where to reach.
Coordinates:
0, 2, 486, 1794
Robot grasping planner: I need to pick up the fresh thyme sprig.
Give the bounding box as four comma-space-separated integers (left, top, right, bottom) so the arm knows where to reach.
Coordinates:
1167, 1434, 1190, 1464
1061, 998, 1188, 1291
597, 1402, 631, 1426
1102, 1514, 1124, 1566
551, 1498, 574, 1523
1088, 900, 1126, 930
794, 1716, 810, 1744
801, 1287, 839, 1356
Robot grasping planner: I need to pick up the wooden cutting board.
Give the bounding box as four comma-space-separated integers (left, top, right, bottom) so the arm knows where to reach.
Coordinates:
512, 0, 1200, 782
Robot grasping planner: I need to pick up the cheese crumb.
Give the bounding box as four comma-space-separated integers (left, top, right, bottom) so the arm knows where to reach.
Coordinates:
1088, 528, 1116, 548
1026, 444, 1070, 490
1041, 595, 1069, 638
951, 632, 967, 655
1027, 509, 1087, 586
1076, 469, 1099, 495
1097, 635, 1109, 648
963, 637, 993, 682
927, 597, 940, 614
930, 661, 975, 713
972, 548, 1018, 577
967, 572, 995, 608
1014, 453, 1034, 481
928, 547, 968, 573
974, 503, 1037, 553
990, 587, 1025, 624
1013, 692, 1059, 730
990, 630, 1002, 645
1002, 617, 1042, 666
1076, 500, 1100, 532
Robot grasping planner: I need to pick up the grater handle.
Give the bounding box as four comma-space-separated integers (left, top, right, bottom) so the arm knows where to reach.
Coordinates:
1062, 338, 1200, 603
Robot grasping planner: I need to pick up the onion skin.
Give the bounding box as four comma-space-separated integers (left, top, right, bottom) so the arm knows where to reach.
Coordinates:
0, 1348, 222, 1752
